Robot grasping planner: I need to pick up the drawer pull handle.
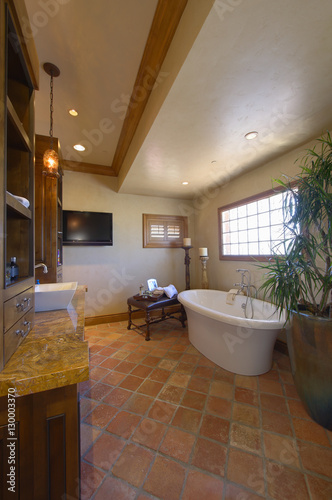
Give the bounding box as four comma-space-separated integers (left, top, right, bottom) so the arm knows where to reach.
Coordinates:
15, 321, 31, 338
22, 321, 31, 338
16, 297, 31, 312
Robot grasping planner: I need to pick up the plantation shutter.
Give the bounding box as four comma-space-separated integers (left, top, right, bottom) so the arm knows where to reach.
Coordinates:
143, 214, 188, 248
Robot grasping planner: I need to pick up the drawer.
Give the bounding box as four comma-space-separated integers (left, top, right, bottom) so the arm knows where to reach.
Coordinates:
4, 286, 34, 333
4, 310, 34, 364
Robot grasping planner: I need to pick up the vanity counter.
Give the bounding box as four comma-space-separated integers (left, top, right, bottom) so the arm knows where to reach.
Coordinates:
0, 286, 89, 498
0, 285, 89, 397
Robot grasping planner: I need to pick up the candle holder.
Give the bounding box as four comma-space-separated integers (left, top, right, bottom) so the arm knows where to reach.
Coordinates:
200, 256, 209, 289
182, 245, 193, 290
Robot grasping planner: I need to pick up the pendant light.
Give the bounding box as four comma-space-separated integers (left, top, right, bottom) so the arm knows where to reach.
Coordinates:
42, 62, 60, 178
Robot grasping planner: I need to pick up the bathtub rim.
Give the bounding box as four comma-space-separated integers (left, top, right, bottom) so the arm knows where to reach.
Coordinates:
178, 289, 285, 330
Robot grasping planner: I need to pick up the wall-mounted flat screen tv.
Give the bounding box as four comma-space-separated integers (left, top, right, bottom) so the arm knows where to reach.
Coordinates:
63, 210, 113, 246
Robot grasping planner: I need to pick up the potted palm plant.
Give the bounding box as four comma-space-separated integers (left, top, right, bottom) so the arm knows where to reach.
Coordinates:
258, 132, 332, 430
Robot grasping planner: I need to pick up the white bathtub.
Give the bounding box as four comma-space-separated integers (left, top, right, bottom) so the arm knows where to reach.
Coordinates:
178, 289, 285, 376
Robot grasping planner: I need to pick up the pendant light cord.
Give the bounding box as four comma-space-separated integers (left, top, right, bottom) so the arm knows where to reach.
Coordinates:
49, 72, 54, 150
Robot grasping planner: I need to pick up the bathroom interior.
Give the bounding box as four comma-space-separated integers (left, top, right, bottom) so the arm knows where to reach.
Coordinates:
0, 0, 332, 498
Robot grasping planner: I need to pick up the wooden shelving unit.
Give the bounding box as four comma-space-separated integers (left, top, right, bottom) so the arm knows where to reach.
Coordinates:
6, 96, 32, 151
0, 0, 39, 370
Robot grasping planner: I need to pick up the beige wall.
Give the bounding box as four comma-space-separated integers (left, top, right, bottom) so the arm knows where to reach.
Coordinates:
63, 137, 321, 320
62, 171, 196, 318
193, 139, 319, 294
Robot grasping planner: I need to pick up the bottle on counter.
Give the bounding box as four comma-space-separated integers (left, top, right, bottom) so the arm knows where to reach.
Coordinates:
10, 257, 19, 282
5, 263, 11, 285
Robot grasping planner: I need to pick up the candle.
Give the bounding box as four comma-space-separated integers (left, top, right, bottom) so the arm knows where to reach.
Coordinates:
199, 247, 208, 257
183, 237, 191, 247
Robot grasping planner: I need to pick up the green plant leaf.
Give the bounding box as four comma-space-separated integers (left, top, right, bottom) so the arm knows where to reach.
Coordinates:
257, 131, 332, 319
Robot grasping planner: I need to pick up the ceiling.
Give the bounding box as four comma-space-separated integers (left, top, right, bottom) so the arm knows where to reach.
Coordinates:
25, 0, 332, 200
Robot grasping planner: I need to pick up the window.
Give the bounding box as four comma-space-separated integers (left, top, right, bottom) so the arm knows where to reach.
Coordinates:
143, 214, 188, 248
218, 188, 295, 260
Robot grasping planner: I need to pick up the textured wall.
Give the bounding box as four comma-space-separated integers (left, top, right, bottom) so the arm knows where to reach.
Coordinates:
62, 171, 196, 318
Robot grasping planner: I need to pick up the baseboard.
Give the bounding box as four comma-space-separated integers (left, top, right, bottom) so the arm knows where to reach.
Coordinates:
85, 310, 144, 327
274, 339, 289, 356
85, 305, 182, 327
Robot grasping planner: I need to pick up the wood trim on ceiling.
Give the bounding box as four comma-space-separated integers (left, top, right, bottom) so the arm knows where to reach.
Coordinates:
111, 0, 188, 177
62, 160, 117, 177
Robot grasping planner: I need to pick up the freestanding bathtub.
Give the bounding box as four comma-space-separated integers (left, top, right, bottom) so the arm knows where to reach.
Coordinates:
178, 289, 285, 376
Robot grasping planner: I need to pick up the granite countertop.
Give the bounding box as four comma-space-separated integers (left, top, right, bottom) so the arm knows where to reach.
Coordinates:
0, 286, 89, 397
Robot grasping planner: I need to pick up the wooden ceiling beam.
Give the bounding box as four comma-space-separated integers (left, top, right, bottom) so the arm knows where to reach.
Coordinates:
62, 160, 117, 177
111, 0, 188, 176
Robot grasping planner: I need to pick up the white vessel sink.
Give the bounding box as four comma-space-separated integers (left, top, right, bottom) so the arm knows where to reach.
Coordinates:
35, 282, 78, 312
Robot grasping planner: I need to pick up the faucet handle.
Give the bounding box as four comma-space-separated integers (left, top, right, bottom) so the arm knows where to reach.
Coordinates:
233, 282, 242, 287
236, 268, 250, 286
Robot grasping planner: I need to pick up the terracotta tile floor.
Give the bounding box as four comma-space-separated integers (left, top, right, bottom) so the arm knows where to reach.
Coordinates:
80, 320, 332, 500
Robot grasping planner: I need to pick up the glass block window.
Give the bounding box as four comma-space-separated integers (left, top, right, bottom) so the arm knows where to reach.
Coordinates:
218, 189, 295, 260
143, 214, 188, 248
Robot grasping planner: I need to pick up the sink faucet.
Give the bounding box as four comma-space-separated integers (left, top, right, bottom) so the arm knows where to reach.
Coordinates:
35, 263, 48, 273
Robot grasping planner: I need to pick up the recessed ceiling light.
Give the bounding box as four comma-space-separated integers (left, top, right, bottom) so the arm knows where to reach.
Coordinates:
73, 144, 85, 151
69, 109, 78, 116
245, 131, 258, 140
182, 181, 189, 185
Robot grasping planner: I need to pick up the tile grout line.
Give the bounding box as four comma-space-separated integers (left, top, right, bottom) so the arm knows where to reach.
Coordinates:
82, 321, 332, 500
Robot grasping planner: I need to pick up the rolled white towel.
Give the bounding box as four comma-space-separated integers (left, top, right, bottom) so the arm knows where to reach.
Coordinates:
13, 195, 30, 208
163, 284, 178, 298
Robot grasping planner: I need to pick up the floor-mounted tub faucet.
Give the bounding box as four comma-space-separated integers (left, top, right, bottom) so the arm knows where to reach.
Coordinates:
234, 269, 257, 319
233, 268, 250, 293
237, 268, 249, 285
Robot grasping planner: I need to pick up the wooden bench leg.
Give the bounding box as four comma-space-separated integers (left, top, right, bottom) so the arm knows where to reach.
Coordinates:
127, 304, 132, 330
179, 305, 187, 328
145, 311, 151, 341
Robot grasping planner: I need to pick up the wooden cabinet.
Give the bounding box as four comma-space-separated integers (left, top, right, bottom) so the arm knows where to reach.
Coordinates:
0, 393, 32, 499
0, 0, 39, 371
35, 134, 63, 284
0, 385, 80, 500
0, 287, 88, 499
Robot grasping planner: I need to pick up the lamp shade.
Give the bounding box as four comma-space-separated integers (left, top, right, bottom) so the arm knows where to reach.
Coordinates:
43, 148, 60, 178
42, 63, 61, 179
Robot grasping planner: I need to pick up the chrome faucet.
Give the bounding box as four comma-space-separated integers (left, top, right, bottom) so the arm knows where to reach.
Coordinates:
35, 263, 48, 273
233, 268, 257, 319
234, 269, 257, 297
234, 268, 250, 292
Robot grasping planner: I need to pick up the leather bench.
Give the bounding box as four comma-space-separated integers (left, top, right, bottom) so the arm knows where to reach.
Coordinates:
127, 294, 186, 341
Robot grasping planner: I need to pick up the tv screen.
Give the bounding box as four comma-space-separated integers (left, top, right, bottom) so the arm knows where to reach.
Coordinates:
63, 210, 113, 246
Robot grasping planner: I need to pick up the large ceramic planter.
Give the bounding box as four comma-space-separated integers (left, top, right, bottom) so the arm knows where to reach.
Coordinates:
286, 311, 332, 430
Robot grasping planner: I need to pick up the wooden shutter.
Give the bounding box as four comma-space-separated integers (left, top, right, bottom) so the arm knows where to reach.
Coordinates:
143, 214, 188, 248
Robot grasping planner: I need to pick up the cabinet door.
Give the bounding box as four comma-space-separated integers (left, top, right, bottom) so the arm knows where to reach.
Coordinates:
33, 385, 80, 500
0, 385, 80, 499
0, 394, 34, 500
0, 422, 20, 500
